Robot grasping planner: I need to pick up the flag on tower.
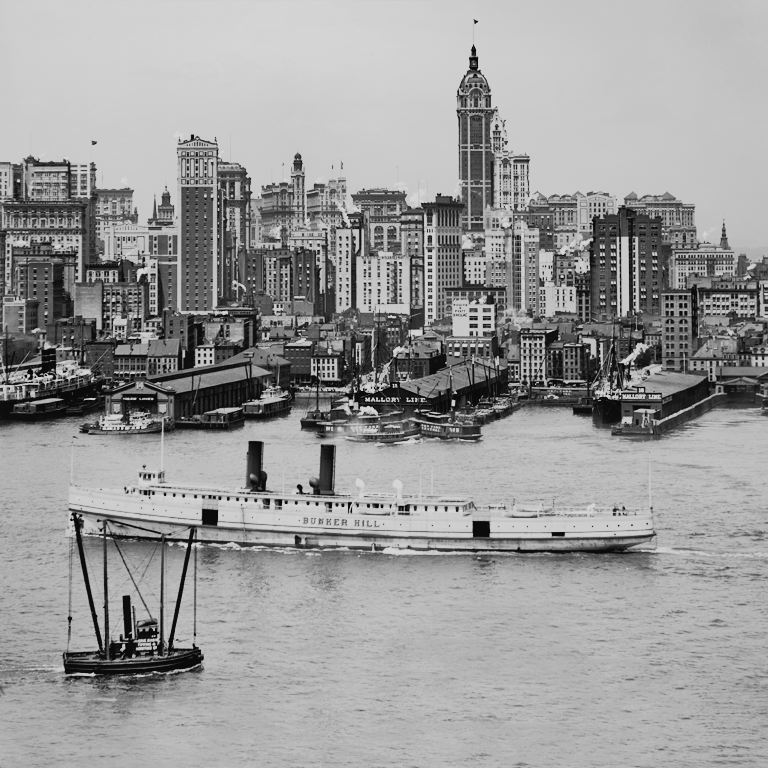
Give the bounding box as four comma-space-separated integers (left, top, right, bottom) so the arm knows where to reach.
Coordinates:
91, 140, 97, 145
340, 161, 343, 171
474, 19, 478, 24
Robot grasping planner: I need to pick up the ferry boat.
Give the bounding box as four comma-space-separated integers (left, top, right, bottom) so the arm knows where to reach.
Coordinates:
10, 396, 68, 420
176, 407, 245, 430
316, 408, 406, 438
416, 411, 482, 441
0, 360, 102, 419
68, 441, 655, 552
81, 411, 166, 435
242, 386, 292, 419
344, 418, 421, 444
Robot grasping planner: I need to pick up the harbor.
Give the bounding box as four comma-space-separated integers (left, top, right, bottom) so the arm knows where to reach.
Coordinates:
2, 403, 767, 766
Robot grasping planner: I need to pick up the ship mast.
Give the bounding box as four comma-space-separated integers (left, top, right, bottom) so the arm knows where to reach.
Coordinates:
72, 514, 103, 655
103, 522, 109, 659
168, 527, 196, 653
159, 533, 166, 655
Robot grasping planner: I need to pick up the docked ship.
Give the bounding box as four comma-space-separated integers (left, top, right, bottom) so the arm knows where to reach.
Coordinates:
315, 407, 407, 438
81, 411, 166, 435
242, 386, 292, 419
68, 441, 655, 552
592, 341, 625, 424
176, 407, 245, 430
0, 360, 102, 419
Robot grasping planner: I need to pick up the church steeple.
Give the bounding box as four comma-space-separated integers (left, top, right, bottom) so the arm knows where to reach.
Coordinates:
720, 220, 730, 249
469, 45, 478, 71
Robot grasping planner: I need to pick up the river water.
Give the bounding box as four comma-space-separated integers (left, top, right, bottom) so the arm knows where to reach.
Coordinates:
1, 405, 766, 767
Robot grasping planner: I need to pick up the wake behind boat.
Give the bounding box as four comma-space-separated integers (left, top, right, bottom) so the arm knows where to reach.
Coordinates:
68, 441, 656, 553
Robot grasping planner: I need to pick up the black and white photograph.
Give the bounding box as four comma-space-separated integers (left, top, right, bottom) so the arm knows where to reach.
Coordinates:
1, 0, 767, 765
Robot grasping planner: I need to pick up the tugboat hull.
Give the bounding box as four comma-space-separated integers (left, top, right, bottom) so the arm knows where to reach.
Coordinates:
63, 647, 203, 675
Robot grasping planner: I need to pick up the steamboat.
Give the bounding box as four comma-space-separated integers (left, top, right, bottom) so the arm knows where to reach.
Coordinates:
68, 441, 655, 553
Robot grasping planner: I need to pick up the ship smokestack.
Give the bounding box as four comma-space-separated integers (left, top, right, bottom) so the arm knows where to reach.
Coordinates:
122, 595, 132, 639
318, 444, 335, 495
246, 441, 267, 490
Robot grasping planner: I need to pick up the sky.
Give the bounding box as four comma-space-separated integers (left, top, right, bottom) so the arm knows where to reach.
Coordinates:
2, 0, 767, 250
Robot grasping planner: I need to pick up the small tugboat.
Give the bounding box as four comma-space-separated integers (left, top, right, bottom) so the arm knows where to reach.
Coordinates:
64, 514, 203, 675
416, 411, 482, 441
10, 396, 68, 420
243, 385, 292, 419
81, 410, 166, 435
300, 380, 331, 431
345, 417, 421, 444
572, 394, 594, 415
176, 407, 245, 430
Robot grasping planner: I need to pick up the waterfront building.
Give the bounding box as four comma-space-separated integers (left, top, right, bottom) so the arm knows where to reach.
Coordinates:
669, 240, 736, 289
624, 192, 696, 246
351, 188, 407, 253
519, 327, 558, 385
661, 289, 697, 371
311, 348, 344, 384
546, 341, 590, 382
423, 195, 463, 324
194, 342, 242, 368
590, 207, 663, 320
457, 46, 494, 230
283, 338, 315, 383
177, 134, 221, 312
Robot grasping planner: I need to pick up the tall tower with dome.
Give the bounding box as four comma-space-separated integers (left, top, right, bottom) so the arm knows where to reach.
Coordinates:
457, 45, 495, 231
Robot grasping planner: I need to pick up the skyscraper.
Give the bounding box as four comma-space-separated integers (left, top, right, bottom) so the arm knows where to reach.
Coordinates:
177, 134, 220, 312
457, 46, 494, 231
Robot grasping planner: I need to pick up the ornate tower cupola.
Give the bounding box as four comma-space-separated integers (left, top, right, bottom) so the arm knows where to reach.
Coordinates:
293, 152, 303, 173
720, 220, 730, 249
469, 44, 479, 71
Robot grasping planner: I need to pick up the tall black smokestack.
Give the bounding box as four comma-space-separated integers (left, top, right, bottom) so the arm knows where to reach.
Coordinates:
246, 441, 266, 490
122, 595, 132, 639
318, 444, 335, 495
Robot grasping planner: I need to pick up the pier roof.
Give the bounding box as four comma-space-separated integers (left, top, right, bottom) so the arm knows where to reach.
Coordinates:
622, 371, 707, 398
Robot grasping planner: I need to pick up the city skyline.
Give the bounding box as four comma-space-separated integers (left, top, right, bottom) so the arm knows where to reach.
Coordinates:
2, 0, 766, 249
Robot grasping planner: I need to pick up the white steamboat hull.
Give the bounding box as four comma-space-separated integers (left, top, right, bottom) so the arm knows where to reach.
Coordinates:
69, 488, 655, 553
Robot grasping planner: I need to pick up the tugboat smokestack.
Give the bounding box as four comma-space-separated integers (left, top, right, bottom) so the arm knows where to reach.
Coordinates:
122, 595, 132, 639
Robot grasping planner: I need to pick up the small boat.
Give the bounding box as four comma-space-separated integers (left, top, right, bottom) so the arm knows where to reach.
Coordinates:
416, 411, 482, 441
65, 397, 104, 416
63, 514, 203, 675
243, 386, 292, 419
345, 418, 421, 444
572, 396, 594, 415
81, 410, 166, 435
176, 407, 245, 430
300, 380, 330, 431
10, 397, 68, 420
